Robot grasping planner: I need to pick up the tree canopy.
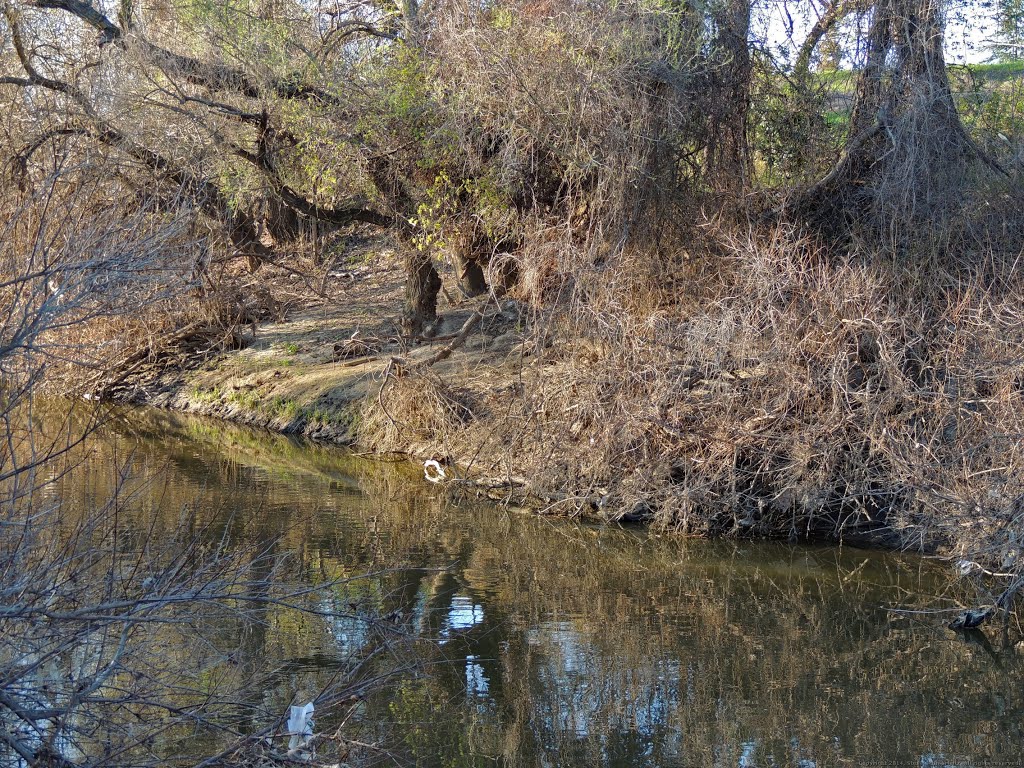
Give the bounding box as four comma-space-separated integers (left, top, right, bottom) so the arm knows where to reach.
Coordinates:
1, 0, 1021, 327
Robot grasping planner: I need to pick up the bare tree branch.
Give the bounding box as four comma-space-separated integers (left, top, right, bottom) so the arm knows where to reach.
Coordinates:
30, 0, 345, 104
793, 0, 849, 79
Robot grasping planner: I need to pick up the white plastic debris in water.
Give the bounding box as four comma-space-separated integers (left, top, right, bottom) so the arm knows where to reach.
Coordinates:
423, 459, 447, 483
286, 702, 315, 754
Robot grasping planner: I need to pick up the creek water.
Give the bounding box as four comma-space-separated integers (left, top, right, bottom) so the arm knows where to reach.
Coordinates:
34, 407, 1024, 767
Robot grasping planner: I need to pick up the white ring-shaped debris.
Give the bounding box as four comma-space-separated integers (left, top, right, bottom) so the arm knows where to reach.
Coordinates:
423, 459, 447, 483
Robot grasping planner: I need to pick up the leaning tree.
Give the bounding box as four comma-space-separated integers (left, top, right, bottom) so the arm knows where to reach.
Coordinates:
0, 0, 456, 329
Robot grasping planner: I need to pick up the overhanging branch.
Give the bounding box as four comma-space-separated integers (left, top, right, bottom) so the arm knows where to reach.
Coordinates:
6, 0, 393, 253
229, 141, 391, 227
30, 0, 344, 105
11, 126, 89, 187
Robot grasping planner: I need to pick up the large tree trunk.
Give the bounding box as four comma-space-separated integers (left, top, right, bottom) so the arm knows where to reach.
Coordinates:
264, 195, 302, 242
449, 219, 490, 298
705, 0, 751, 193
454, 255, 488, 297
227, 211, 274, 272
403, 250, 442, 336
366, 155, 442, 332
794, 0, 996, 241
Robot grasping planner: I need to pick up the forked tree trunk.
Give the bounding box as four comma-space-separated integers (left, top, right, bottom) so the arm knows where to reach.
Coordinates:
795, 0, 996, 237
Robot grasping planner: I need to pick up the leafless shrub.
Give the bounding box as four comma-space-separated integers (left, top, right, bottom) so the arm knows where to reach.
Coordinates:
0, 170, 206, 388
0, 493, 397, 768
0, 174, 408, 768
359, 364, 473, 453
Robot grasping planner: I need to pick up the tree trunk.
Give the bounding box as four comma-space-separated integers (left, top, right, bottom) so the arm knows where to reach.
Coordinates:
401, 0, 420, 41
264, 195, 301, 242
226, 210, 273, 272
794, 0, 995, 241
365, 154, 444, 328
403, 250, 442, 336
794, 0, 849, 80
454, 255, 488, 297
705, 0, 751, 193
449, 221, 490, 298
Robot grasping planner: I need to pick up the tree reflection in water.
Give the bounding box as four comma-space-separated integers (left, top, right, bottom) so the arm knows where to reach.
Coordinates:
47, 408, 1024, 768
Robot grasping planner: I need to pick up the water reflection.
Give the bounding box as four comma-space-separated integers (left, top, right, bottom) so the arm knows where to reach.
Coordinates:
40, 407, 1024, 767
442, 596, 485, 637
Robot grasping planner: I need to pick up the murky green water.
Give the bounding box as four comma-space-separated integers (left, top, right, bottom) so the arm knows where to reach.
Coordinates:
37, 407, 1024, 767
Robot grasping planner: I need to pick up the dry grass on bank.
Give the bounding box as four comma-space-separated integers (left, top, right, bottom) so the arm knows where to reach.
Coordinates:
0, 180, 323, 398
364, 224, 1024, 574
360, 361, 474, 451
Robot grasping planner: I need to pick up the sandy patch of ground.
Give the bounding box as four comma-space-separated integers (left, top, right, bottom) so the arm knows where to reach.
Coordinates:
139, 250, 530, 445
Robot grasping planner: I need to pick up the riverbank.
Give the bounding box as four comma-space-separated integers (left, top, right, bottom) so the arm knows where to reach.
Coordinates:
112, 235, 1024, 590
117, 247, 546, 500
